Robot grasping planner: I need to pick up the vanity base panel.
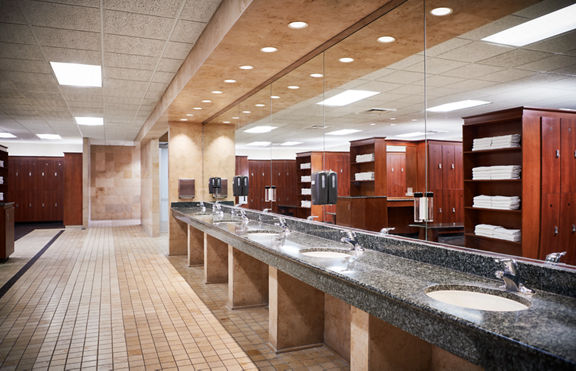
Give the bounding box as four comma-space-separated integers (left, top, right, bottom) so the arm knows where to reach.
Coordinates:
228, 246, 268, 309
187, 226, 204, 266
324, 294, 351, 362
204, 234, 228, 283
169, 215, 187, 256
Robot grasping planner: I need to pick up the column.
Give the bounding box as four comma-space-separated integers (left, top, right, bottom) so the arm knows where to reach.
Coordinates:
227, 247, 268, 309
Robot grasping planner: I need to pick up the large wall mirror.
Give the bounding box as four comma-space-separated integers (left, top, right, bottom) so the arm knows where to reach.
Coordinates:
209, 0, 576, 267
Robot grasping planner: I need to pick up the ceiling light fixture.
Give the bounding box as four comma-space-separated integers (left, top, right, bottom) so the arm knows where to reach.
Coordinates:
193, 107, 202, 110
74, 116, 103, 126
50, 62, 102, 87
287, 85, 300, 90
211, 90, 223, 94
377, 36, 396, 43
239, 65, 254, 70
260, 47, 278, 53
481, 4, 576, 47
339, 57, 354, 63
310, 73, 323, 78
390, 118, 397, 120
201, 99, 212, 103
37, 134, 62, 140
186, 113, 194, 117
395, 131, 426, 138
247, 141, 271, 146
255, 103, 265, 107
370, 123, 376, 126
317, 89, 379, 107
180, 118, 188, 121
244, 125, 277, 133
326, 129, 361, 136
281, 141, 303, 146
427, 99, 491, 112
232, 116, 240, 119
271, 95, 280, 99
430, 7, 453, 16
224, 79, 236, 83
0, 133, 16, 138
242, 110, 251, 114
288, 21, 308, 29
222, 121, 231, 124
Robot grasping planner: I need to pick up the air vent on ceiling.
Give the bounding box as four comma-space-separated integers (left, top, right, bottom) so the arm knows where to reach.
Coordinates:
307, 124, 330, 129
366, 108, 397, 113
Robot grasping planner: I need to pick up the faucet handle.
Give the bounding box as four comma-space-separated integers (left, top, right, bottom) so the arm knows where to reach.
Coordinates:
380, 227, 395, 235
495, 258, 518, 274
545, 251, 566, 263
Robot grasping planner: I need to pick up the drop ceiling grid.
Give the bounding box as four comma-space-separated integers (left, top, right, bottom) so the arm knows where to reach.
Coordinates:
0, 0, 221, 142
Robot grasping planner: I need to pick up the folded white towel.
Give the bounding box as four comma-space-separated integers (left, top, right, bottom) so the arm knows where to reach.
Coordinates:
301, 176, 311, 182
301, 188, 311, 195
472, 134, 521, 150
355, 171, 375, 181
300, 163, 311, 169
356, 153, 375, 163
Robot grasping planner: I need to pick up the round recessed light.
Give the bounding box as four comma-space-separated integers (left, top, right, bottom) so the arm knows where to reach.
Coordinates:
370, 123, 376, 126
224, 79, 236, 83
411, 119, 418, 122
390, 123, 397, 126
309, 73, 323, 78
242, 110, 251, 114
260, 46, 278, 53
222, 121, 231, 124
271, 95, 280, 99
239, 65, 254, 70
232, 116, 240, 119
287, 85, 300, 90
390, 118, 396, 120
339, 57, 354, 63
201, 99, 212, 103
430, 7, 452, 16
377, 36, 396, 43
288, 21, 308, 29
186, 113, 194, 117
180, 118, 188, 121
211, 90, 223, 94
193, 107, 202, 110
255, 103, 265, 107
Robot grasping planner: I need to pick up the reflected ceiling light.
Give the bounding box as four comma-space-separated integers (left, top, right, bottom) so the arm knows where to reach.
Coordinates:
242, 110, 251, 114
186, 113, 194, 116
377, 36, 396, 43
560, 107, 576, 111
430, 7, 452, 16
481, 4, 576, 47
281, 141, 303, 146
390, 117, 396, 120
247, 141, 271, 146
224, 79, 236, 83
255, 103, 265, 107
339, 57, 354, 63
287, 85, 300, 90
180, 118, 188, 121
50, 62, 102, 87
390, 123, 397, 126
222, 121, 231, 124
239, 65, 254, 70
395, 131, 426, 138
326, 129, 361, 136
201, 99, 212, 103
260, 47, 278, 53
271, 95, 280, 99
288, 21, 308, 29
74, 116, 103, 126
310, 73, 323, 78
211, 90, 223, 94
0, 133, 16, 138
427, 99, 490, 112
370, 123, 376, 126
244, 125, 276, 133
37, 134, 62, 140
232, 116, 240, 119
193, 107, 202, 110
317, 89, 379, 107
411, 119, 418, 121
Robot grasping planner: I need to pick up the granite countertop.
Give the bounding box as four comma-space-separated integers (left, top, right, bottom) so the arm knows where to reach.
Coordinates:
172, 205, 576, 370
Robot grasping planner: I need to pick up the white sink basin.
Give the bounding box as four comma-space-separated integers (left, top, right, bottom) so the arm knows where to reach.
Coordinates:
300, 248, 354, 259
426, 288, 529, 312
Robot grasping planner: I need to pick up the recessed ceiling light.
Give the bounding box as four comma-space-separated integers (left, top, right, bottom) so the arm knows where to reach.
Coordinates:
247, 141, 271, 146
281, 141, 303, 146
201, 99, 212, 103
427, 100, 491, 112
74, 116, 103, 126
326, 129, 361, 136
224, 79, 236, 83
430, 7, 453, 16
37, 134, 62, 140
180, 118, 188, 121
242, 110, 251, 114
50, 62, 102, 87
395, 131, 426, 138
260, 47, 278, 53
211, 90, 223, 94
339, 57, 354, 63
239, 65, 254, 70
271, 95, 280, 99
377, 36, 396, 43
222, 121, 231, 124
390, 117, 397, 120
288, 21, 308, 29
232, 116, 240, 119
193, 107, 202, 110
255, 103, 265, 107
310, 73, 323, 78
287, 85, 300, 90
390, 123, 397, 126
317, 89, 379, 107
186, 113, 194, 117
245, 125, 277, 133
481, 4, 576, 47
0, 133, 16, 138
370, 123, 376, 126
411, 119, 418, 121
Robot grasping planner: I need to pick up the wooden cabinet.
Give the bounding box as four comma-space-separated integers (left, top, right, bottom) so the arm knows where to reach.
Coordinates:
63, 153, 82, 226
386, 152, 406, 197
248, 160, 271, 211
349, 138, 387, 197
0, 146, 14, 260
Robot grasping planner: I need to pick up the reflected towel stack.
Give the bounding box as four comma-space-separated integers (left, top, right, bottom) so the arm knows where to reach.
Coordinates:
472, 137, 492, 151
474, 224, 521, 242
472, 134, 521, 150
301, 175, 311, 182
300, 162, 311, 170
473, 195, 520, 210
356, 153, 375, 163
301, 200, 311, 208
355, 171, 375, 181
472, 165, 521, 180
301, 188, 311, 195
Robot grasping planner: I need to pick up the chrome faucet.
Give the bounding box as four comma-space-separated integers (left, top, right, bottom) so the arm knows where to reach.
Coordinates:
199, 201, 206, 213
240, 209, 249, 224
263, 208, 272, 213
380, 227, 395, 235
307, 215, 318, 221
545, 251, 566, 263
275, 216, 290, 239
340, 230, 363, 252
212, 201, 223, 218
495, 259, 533, 294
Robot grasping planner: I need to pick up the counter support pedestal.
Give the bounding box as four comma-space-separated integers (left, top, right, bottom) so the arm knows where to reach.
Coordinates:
187, 226, 204, 266
204, 234, 228, 283
227, 247, 268, 309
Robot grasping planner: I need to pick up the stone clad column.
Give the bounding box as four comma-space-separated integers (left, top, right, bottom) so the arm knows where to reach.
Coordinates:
227, 247, 268, 309
204, 234, 228, 283
187, 226, 204, 266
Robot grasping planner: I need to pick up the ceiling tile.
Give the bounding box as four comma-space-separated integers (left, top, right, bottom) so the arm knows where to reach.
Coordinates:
22, 1, 100, 32
405, 58, 468, 75
170, 20, 205, 43
163, 41, 192, 59
524, 32, 576, 55
37, 0, 100, 7
104, 34, 164, 56
157, 58, 182, 72
103, 67, 153, 82
0, 58, 52, 73
42, 46, 101, 64
0, 23, 35, 44
458, 15, 527, 41
437, 41, 512, 63
150, 71, 174, 84
424, 75, 464, 88
426, 38, 473, 57
181, 0, 220, 22
442, 64, 504, 79
103, 78, 148, 98
104, 52, 158, 70
104, 0, 182, 18
33, 27, 100, 50
0, 42, 43, 60
104, 10, 173, 40
479, 49, 549, 67
0, 0, 27, 24
375, 70, 423, 84
519, 55, 576, 72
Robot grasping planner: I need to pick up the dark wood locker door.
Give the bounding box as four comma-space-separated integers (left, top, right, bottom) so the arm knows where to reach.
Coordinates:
560, 119, 576, 195
441, 144, 457, 190
432, 189, 443, 223
428, 143, 443, 189
541, 117, 561, 193
453, 143, 464, 190
443, 189, 463, 224
560, 192, 576, 265
540, 193, 561, 259
387, 153, 406, 197
248, 162, 260, 210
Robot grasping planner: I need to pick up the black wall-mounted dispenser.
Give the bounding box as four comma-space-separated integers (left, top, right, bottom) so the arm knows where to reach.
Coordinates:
209, 177, 222, 194
311, 171, 338, 205
233, 175, 249, 196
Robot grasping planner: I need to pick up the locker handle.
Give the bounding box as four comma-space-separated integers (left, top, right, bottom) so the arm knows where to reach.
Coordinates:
574, 150, 576, 158
555, 149, 560, 158
438, 163, 442, 169
401, 168, 404, 172
42, 203, 45, 208
42, 172, 45, 176
451, 163, 455, 169
554, 226, 559, 235
439, 208, 442, 213
29, 172, 32, 176
391, 168, 394, 172
452, 207, 455, 213
572, 224, 576, 233
55, 203, 58, 207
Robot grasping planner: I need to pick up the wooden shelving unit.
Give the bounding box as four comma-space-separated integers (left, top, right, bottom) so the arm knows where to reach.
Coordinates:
349, 137, 387, 197
0, 146, 14, 261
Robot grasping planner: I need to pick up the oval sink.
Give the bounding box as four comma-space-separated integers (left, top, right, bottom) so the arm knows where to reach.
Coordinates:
426, 286, 530, 312
300, 248, 354, 259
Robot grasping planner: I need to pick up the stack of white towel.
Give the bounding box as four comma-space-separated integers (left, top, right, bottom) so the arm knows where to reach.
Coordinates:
300, 162, 311, 170
472, 134, 521, 151
301, 175, 311, 182
356, 153, 375, 163
472, 165, 521, 180
473, 195, 520, 210
355, 171, 375, 181
301, 188, 311, 195
474, 224, 521, 242
300, 200, 311, 208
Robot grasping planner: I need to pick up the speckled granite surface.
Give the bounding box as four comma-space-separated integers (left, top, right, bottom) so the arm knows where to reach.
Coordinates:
172, 203, 576, 370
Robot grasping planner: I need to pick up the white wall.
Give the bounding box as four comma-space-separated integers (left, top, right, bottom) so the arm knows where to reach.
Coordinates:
1, 141, 82, 156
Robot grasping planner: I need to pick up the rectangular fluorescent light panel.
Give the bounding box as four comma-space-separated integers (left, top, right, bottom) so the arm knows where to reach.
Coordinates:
0, 133, 16, 138
317, 90, 379, 107
482, 4, 576, 46
37, 134, 62, 140
280, 141, 303, 146
75, 116, 103, 126
326, 129, 361, 136
247, 141, 271, 146
395, 131, 426, 138
244, 125, 277, 133
427, 100, 490, 113
50, 62, 102, 87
